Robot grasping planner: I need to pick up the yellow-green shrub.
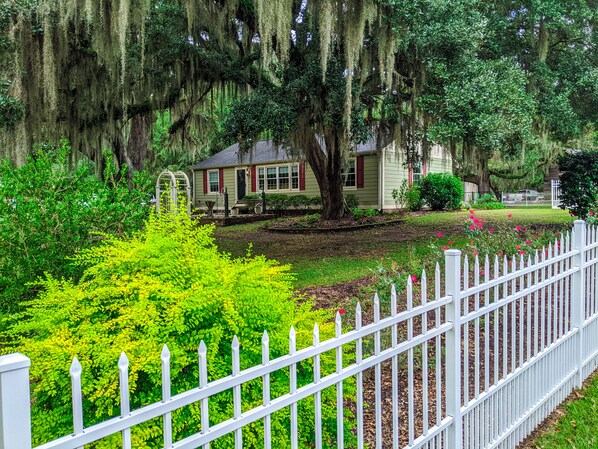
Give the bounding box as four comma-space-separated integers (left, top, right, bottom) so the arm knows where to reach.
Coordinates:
4, 210, 351, 448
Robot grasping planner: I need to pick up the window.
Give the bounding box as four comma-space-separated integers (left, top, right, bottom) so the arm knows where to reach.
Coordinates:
412, 161, 423, 184
266, 167, 277, 190
257, 164, 300, 191
208, 170, 219, 193
341, 159, 356, 188
292, 165, 299, 189
258, 168, 265, 191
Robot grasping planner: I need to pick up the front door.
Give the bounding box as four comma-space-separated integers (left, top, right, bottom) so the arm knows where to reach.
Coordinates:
236, 169, 246, 201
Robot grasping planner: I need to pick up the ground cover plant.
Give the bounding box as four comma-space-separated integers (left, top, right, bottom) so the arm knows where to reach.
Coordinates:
3, 208, 349, 448
0, 145, 150, 313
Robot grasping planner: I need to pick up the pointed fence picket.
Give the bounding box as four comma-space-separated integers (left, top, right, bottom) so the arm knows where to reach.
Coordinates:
3, 220, 598, 449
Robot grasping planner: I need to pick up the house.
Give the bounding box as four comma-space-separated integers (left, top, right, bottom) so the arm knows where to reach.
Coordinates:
191, 138, 452, 210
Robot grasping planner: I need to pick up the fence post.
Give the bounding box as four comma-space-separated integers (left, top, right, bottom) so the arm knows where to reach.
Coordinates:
572, 220, 586, 388
0, 353, 31, 449
445, 249, 462, 449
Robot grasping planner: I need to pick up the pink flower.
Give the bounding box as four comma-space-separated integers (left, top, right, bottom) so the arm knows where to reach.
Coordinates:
519, 250, 525, 255
516, 245, 521, 249
442, 245, 448, 250
525, 240, 531, 245
515, 225, 522, 231
477, 222, 483, 229
473, 251, 479, 256
448, 241, 453, 245
469, 215, 475, 220
437, 232, 444, 238
470, 239, 474, 243
469, 209, 474, 214
508, 213, 513, 218
489, 229, 494, 234
591, 211, 595, 216
411, 275, 418, 282
339, 308, 346, 315
470, 224, 476, 230
498, 251, 503, 256
473, 217, 480, 223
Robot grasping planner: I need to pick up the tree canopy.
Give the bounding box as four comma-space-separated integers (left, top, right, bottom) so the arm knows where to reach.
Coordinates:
0, 0, 596, 216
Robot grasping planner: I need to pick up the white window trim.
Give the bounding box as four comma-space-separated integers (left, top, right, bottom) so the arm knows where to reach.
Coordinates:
257, 163, 300, 192
207, 169, 220, 195
342, 158, 357, 191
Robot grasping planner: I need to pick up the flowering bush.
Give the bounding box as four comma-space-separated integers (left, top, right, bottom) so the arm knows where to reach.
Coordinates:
371, 210, 564, 300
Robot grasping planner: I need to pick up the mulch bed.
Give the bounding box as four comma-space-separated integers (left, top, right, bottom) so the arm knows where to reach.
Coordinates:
265, 213, 411, 233
299, 268, 586, 448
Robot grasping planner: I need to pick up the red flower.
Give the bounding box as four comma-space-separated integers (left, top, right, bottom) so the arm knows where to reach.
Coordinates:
489, 229, 495, 234
437, 232, 444, 238
473, 251, 479, 256
498, 251, 503, 256
339, 308, 346, 315
507, 213, 513, 218
470, 224, 476, 230
469, 215, 475, 220
590, 211, 595, 216
448, 241, 453, 245
525, 240, 531, 245
519, 250, 525, 255
442, 245, 448, 250
516, 245, 521, 249
477, 222, 483, 229
515, 225, 522, 231
469, 209, 474, 214
411, 275, 418, 282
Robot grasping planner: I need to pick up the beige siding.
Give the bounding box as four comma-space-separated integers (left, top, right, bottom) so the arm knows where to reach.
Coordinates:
381, 144, 453, 210
193, 155, 381, 210
382, 144, 409, 208
193, 167, 236, 210
353, 154, 379, 207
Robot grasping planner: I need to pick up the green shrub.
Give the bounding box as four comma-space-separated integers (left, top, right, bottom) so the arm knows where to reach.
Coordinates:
344, 194, 359, 209
352, 208, 378, 219
558, 151, 598, 217
472, 194, 506, 210
420, 173, 463, 210
405, 184, 424, 211
4, 209, 349, 448
244, 194, 322, 212
391, 179, 408, 210
0, 144, 150, 312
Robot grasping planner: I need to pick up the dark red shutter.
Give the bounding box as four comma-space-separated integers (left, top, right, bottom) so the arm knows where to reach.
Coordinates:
299, 163, 306, 191
218, 168, 224, 193
251, 166, 257, 192
408, 162, 413, 185
356, 156, 365, 189
203, 170, 208, 194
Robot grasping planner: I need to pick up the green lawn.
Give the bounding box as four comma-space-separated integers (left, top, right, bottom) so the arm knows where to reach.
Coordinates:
527, 374, 598, 448
214, 207, 573, 289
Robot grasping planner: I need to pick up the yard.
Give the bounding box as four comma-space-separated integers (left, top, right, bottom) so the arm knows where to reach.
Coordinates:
214, 207, 598, 448
215, 208, 573, 289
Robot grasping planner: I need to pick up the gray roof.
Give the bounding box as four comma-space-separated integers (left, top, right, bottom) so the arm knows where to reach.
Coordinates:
192, 138, 380, 170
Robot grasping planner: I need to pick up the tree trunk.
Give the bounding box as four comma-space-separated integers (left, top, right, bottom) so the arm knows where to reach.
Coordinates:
300, 126, 349, 220
114, 114, 155, 185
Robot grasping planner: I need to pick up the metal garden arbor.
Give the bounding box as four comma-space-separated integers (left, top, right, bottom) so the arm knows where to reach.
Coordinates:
155, 170, 192, 216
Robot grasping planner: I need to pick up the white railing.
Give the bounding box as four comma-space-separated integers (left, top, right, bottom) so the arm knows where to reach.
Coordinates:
551, 179, 561, 209
2, 220, 598, 449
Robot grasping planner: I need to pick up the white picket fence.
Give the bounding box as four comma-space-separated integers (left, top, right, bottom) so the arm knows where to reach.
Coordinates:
2, 220, 598, 449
